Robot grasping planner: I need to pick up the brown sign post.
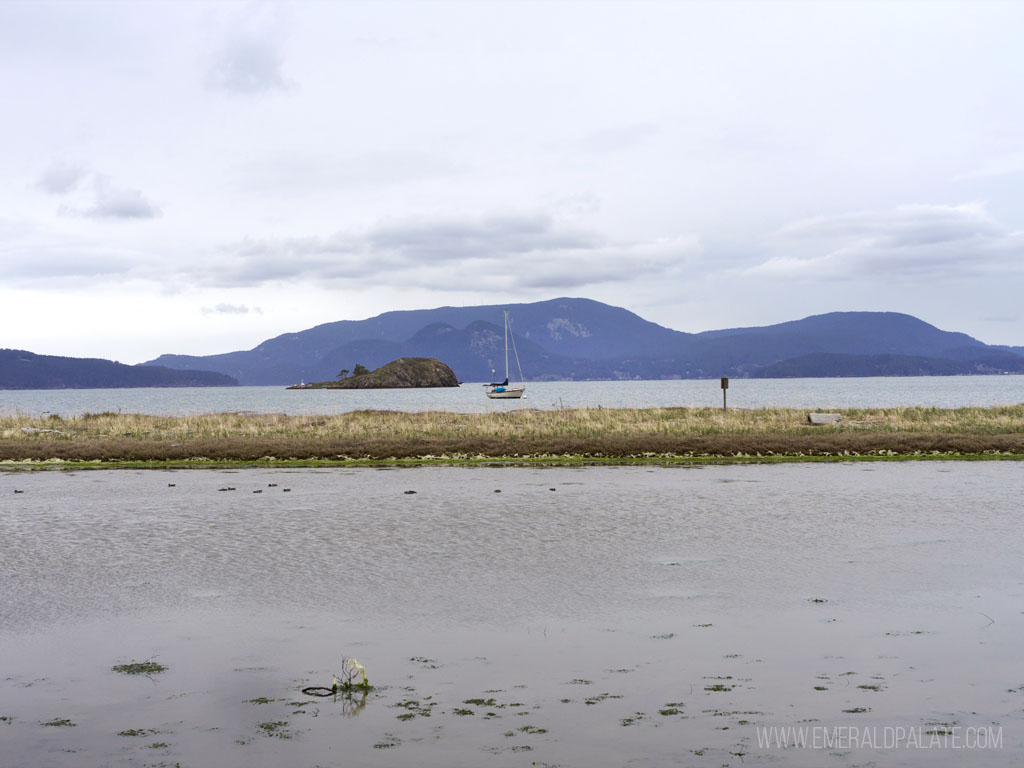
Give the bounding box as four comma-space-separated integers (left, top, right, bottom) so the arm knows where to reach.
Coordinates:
721, 377, 729, 410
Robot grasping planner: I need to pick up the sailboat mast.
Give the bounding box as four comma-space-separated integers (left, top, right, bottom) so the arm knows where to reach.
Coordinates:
503, 310, 510, 380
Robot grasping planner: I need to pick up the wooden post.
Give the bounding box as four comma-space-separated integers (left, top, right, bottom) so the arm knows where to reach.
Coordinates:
721, 377, 729, 411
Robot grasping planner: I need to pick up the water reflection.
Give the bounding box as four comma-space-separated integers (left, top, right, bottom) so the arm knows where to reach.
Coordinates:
339, 689, 368, 717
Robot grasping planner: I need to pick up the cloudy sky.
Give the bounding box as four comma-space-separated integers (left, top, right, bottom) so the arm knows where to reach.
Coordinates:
3, 0, 1024, 363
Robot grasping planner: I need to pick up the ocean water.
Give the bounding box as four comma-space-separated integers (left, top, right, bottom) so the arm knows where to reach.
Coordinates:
3, 374, 1024, 417
1, 463, 1022, 767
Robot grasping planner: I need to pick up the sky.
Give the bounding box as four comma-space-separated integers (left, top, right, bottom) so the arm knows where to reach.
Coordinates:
2, 0, 1024, 364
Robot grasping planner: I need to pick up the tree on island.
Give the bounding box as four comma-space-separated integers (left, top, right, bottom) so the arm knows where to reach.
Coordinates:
352, 364, 369, 376
337, 368, 350, 379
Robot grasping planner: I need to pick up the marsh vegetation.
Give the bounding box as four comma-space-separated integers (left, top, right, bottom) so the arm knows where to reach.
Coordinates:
2, 405, 1024, 464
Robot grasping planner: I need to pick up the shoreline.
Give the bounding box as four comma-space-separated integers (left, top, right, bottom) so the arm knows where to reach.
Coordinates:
3, 405, 1023, 468
3, 452, 1024, 471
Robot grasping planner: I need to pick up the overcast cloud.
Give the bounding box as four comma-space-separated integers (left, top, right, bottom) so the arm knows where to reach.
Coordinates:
35, 162, 88, 195
235, 151, 470, 194
202, 303, 262, 315
204, 2, 292, 94
196, 214, 692, 293
751, 204, 1023, 281
2, 0, 1024, 363
80, 176, 162, 220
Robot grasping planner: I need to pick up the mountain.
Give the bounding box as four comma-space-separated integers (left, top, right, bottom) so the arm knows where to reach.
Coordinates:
659, 311, 1002, 378
146, 298, 677, 384
142, 299, 1024, 384
0, 349, 239, 390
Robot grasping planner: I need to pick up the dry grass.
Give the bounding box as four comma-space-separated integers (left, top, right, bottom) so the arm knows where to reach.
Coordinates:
2, 406, 1023, 462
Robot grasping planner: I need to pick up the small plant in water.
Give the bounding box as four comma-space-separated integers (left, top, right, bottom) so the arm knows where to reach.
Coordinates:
112, 658, 167, 676
333, 657, 370, 692
584, 693, 623, 705
463, 698, 497, 707
373, 733, 400, 749
119, 728, 160, 737
258, 720, 290, 738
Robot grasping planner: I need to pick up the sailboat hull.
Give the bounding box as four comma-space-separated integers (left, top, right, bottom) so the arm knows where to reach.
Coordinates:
486, 386, 525, 399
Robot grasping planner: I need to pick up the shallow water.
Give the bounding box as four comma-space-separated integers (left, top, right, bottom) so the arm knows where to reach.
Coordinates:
2, 464, 1023, 766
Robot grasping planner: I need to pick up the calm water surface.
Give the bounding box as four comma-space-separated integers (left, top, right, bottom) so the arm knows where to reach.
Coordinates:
3, 375, 1024, 416
2, 463, 1022, 766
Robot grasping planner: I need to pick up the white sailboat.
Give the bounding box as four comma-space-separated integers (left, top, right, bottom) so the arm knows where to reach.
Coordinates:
485, 310, 526, 399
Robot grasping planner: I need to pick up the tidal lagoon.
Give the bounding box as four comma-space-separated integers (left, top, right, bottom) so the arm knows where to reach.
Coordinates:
2, 463, 1022, 766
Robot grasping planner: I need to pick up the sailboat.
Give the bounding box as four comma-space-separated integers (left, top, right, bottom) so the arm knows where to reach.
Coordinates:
485, 310, 526, 399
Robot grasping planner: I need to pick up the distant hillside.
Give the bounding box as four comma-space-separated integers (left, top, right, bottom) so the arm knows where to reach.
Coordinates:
752, 352, 1024, 378
146, 297, 674, 384
0, 349, 238, 390
142, 299, 1024, 383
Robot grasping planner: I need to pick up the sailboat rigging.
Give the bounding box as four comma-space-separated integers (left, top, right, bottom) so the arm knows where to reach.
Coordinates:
485, 310, 526, 399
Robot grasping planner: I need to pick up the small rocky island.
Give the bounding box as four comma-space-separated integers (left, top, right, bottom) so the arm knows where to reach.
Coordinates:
288, 357, 459, 389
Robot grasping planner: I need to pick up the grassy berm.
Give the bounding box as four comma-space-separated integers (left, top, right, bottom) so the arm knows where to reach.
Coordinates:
2, 406, 1024, 466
